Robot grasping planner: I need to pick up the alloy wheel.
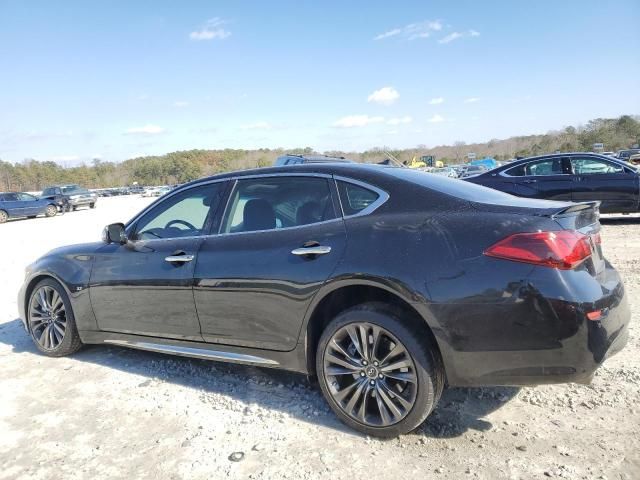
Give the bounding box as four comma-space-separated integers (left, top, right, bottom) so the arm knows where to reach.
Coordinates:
323, 322, 418, 427
29, 286, 67, 350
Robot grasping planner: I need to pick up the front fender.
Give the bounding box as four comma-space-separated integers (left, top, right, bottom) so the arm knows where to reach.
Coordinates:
20, 248, 98, 333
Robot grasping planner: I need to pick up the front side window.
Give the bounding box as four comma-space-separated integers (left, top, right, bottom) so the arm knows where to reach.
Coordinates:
525, 158, 566, 176
2, 193, 18, 201
17, 193, 37, 201
222, 176, 336, 234
133, 183, 224, 240
337, 181, 380, 216
42, 188, 58, 196
571, 157, 625, 175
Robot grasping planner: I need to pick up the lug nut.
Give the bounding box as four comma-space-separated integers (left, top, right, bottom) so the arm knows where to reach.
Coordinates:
373, 361, 379, 367
370, 380, 375, 386
360, 371, 365, 377
362, 360, 368, 366
378, 374, 384, 379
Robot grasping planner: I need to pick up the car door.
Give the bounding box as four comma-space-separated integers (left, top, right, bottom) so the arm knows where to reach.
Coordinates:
16, 193, 41, 216
89, 181, 227, 340
569, 156, 640, 213
193, 174, 347, 351
511, 157, 573, 200
0, 193, 23, 216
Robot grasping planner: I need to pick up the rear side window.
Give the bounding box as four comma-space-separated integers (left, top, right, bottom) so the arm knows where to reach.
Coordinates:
337, 181, 380, 216
222, 176, 336, 234
2, 193, 18, 201
571, 157, 624, 175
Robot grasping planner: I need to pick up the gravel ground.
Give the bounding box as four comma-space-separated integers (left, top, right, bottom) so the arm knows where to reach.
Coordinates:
0, 196, 638, 479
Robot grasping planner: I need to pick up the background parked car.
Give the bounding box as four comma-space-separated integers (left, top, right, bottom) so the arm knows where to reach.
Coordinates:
41, 184, 98, 211
465, 153, 640, 214
0, 192, 58, 223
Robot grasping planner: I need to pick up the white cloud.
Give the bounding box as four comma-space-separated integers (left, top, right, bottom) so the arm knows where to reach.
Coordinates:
438, 29, 480, 44
190, 17, 231, 41
374, 28, 402, 40
375, 20, 442, 41
241, 121, 272, 130
173, 101, 189, 108
464, 97, 480, 103
125, 125, 166, 135
428, 97, 444, 105
387, 116, 413, 125
428, 114, 444, 123
367, 86, 399, 105
332, 115, 385, 128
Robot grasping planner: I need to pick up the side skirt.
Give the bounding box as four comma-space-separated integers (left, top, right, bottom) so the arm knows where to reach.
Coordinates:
79, 330, 309, 374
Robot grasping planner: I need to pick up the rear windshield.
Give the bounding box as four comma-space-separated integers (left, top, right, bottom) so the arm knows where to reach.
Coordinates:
384, 167, 515, 203
62, 186, 87, 194
384, 167, 571, 209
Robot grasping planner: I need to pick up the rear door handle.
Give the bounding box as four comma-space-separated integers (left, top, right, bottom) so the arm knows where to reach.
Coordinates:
523, 179, 537, 184
291, 246, 331, 256
165, 254, 194, 263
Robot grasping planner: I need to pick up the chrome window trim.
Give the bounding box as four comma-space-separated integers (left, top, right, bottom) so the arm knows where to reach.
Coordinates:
499, 157, 572, 178
123, 172, 386, 243
333, 175, 390, 218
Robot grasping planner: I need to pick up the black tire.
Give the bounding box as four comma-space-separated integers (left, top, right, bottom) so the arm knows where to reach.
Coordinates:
0, 210, 8, 223
316, 302, 444, 437
89, 203, 95, 209
71, 205, 77, 211
27, 278, 82, 357
45, 204, 57, 217
28, 216, 37, 219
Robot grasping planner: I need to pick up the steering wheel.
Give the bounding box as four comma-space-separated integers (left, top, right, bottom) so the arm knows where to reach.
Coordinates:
164, 219, 197, 231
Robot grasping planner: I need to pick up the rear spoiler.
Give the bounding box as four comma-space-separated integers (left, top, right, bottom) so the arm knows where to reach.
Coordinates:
550, 201, 600, 219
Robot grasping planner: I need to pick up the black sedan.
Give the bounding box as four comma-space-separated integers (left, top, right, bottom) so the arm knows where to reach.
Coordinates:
18, 163, 629, 437
464, 153, 639, 213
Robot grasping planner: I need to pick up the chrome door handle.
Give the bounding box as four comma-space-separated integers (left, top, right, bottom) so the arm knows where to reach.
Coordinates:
291, 246, 331, 256
164, 254, 194, 263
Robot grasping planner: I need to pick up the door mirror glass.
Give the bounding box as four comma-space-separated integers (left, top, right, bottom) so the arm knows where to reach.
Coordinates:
102, 223, 127, 244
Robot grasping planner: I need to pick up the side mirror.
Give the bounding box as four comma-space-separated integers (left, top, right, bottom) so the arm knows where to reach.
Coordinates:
102, 223, 127, 245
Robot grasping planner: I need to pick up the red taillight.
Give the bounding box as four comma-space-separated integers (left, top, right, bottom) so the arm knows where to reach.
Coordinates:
484, 230, 592, 270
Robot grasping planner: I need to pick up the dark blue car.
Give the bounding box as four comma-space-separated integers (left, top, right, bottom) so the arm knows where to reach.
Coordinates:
0, 192, 58, 223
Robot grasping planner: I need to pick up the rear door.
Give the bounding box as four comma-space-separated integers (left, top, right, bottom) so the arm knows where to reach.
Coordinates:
569, 156, 640, 213
193, 174, 346, 351
0, 193, 23, 216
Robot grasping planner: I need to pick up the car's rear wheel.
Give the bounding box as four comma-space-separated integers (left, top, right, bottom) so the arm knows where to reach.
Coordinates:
27, 278, 82, 357
28, 215, 37, 219
45, 205, 57, 217
316, 303, 443, 437
0, 210, 8, 223
90, 203, 95, 209
71, 206, 77, 211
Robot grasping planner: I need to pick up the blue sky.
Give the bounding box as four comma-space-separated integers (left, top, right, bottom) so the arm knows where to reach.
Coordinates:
1, 0, 639, 164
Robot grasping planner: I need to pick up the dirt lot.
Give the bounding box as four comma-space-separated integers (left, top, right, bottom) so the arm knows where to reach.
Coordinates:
0, 196, 638, 479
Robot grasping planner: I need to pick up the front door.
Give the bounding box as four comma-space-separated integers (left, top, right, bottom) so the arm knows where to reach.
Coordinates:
89, 182, 226, 340
514, 156, 573, 200
193, 175, 346, 351
569, 156, 640, 213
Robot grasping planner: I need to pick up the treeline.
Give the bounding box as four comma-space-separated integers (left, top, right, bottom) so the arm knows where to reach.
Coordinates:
1, 116, 638, 192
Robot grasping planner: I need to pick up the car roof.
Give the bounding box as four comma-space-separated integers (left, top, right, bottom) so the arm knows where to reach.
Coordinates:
496, 152, 630, 169
277, 154, 353, 163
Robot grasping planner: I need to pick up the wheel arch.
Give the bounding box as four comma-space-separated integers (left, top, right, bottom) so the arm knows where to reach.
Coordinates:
302, 280, 447, 382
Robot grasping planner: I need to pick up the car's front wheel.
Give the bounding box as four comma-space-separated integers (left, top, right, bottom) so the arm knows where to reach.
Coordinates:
27, 278, 82, 357
90, 203, 96, 209
316, 303, 444, 437
0, 210, 8, 223
45, 205, 57, 217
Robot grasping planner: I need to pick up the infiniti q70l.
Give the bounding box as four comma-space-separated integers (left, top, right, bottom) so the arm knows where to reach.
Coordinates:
19, 163, 629, 437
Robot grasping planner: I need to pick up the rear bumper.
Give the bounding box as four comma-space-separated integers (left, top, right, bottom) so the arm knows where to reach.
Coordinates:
431, 262, 630, 387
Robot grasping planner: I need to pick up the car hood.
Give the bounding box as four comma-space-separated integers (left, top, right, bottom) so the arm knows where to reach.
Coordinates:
42, 241, 105, 259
